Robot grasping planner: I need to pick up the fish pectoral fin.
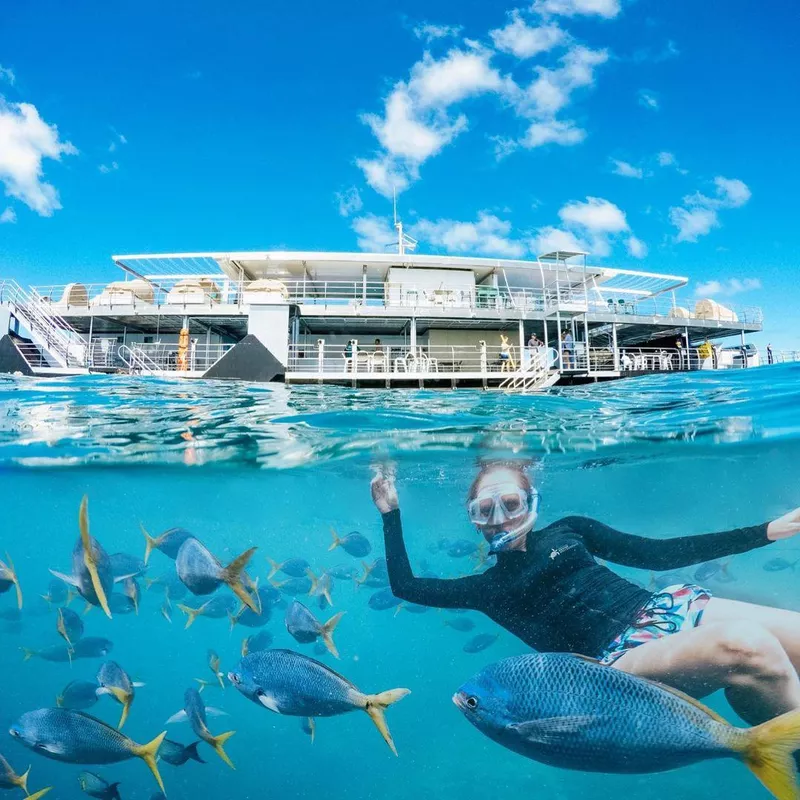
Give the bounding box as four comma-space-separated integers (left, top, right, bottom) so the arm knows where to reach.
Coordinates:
165, 709, 188, 724
113, 572, 138, 584
205, 707, 229, 718
36, 741, 67, 756
257, 692, 281, 713
48, 569, 79, 588
508, 715, 600, 744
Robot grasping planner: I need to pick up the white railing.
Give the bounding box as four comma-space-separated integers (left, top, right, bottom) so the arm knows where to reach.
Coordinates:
117, 344, 161, 374
0, 279, 85, 367
117, 342, 235, 373
26, 278, 763, 326
499, 348, 558, 392
778, 351, 800, 364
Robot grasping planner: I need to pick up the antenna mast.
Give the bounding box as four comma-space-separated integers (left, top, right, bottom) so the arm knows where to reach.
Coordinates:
392, 185, 417, 256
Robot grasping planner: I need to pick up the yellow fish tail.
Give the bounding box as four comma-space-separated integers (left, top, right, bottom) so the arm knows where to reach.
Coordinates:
362, 688, 411, 756
140, 523, 161, 566
26, 788, 52, 800
736, 708, 800, 800
221, 548, 258, 614
132, 730, 167, 795
208, 730, 236, 769
79, 497, 111, 619
320, 611, 345, 659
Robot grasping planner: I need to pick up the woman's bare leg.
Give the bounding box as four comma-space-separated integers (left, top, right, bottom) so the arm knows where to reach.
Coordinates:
612, 620, 800, 726
703, 597, 800, 666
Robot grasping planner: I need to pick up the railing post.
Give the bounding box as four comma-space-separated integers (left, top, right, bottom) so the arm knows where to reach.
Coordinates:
479, 340, 487, 389
317, 339, 324, 384
351, 339, 358, 388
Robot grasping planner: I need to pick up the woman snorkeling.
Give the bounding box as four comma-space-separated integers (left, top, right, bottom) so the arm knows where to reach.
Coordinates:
371, 460, 800, 731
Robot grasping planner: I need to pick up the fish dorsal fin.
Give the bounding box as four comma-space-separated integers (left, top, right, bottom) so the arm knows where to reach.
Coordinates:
639, 676, 730, 725
569, 653, 729, 726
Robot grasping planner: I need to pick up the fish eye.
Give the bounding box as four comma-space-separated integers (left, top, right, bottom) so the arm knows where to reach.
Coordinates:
466, 696, 479, 710
230, 673, 241, 685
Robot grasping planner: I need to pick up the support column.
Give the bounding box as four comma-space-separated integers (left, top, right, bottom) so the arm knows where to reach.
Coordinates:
518, 318, 525, 369
87, 315, 94, 367
612, 322, 619, 371
410, 317, 417, 354
684, 326, 690, 370
556, 312, 562, 372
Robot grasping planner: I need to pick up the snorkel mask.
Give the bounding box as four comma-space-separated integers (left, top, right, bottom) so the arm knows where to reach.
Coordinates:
467, 487, 540, 554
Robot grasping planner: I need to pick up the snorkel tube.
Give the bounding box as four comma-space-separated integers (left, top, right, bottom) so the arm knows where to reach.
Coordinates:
486, 494, 539, 554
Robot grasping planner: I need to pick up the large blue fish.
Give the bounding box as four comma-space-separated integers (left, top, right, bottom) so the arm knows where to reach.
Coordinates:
9, 708, 165, 794
49, 498, 114, 618
175, 539, 259, 613
0, 752, 51, 799
454, 653, 800, 800
228, 649, 409, 754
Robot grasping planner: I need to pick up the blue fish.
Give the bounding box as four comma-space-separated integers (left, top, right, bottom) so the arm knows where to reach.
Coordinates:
175, 538, 259, 613
109, 552, 146, 579
356, 558, 389, 588
307, 569, 334, 608
24, 637, 113, 663
0, 554, 22, 610
454, 652, 800, 798
329, 529, 371, 558
368, 587, 402, 612
96, 661, 141, 729
9, 708, 165, 794
158, 738, 205, 766
228, 649, 409, 754
167, 688, 235, 769
57, 606, 84, 650
229, 587, 274, 629
463, 633, 498, 653
58, 680, 100, 711
0, 752, 51, 799
267, 558, 310, 579
327, 564, 360, 580
178, 595, 237, 629
241, 630, 274, 657
78, 771, 121, 800
49, 497, 114, 618
444, 617, 475, 632
447, 539, 478, 558
763, 558, 800, 573
271, 576, 312, 596
141, 526, 196, 564
285, 600, 345, 658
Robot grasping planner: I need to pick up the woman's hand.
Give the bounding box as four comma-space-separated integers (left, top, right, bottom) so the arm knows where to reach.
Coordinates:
371, 464, 399, 514
767, 507, 800, 541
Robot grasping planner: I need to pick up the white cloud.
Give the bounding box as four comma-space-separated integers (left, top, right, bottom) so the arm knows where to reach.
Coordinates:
0, 65, 15, 85
352, 214, 397, 252
533, 0, 621, 19
335, 186, 363, 217
408, 48, 506, 109
529, 225, 588, 256
670, 176, 751, 242
412, 212, 526, 258
657, 151, 675, 167
490, 11, 566, 59
98, 161, 119, 174
638, 90, 659, 110
413, 23, 462, 43
626, 235, 647, 258
610, 158, 643, 179
532, 196, 640, 258
695, 278, 761, 298
489, 135, 519, 160
0, 99, 77, 216
669, 206, 719, 243
522, 119, 586, 148
559, 196, 629, 234
354, 155, 412, 197
0, 207, 16, 224
714, 176, 751, 208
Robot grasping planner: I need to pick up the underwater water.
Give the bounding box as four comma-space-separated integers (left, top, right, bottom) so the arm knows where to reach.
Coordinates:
2, 364, 800, 800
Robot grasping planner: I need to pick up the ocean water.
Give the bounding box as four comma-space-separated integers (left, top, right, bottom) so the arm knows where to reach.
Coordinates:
2, 364, 800, 800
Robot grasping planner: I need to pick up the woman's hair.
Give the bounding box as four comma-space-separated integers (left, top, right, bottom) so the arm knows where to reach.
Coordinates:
467, 459, 533, 501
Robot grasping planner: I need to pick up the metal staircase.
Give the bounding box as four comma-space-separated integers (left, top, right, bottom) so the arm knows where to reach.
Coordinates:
0, 280, 85, 369
117, 344, 160, 374
499, 349, 559, 393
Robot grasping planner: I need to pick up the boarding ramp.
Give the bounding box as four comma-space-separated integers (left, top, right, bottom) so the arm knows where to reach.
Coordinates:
499, 348, 560, 393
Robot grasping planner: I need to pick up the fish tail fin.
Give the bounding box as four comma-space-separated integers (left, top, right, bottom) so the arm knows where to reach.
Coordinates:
132, 730, 167, 795
65, 588, 77, 607
362, 688, 411, 756
13, 765, 30, 793
268, 577, 285, 589
738, 709, 800, 800
21, 647, 37, 662
118, 694, 132, 730
186, 741, 206, 764
321, 611, 345, 659
82, 602, 93, 616
354, 560, 372, 588
305, 568, 319, 593
308, 717, 316, 744
209, 730, 236, 769
328, 527, 341, 552
140, 523, 161, 565
221, 548, 259, 614
160, 604, 172, 624
267, 559, 282, 580
55, 695, 64, 707
227, 610, 239, 633
178, 603, 201, 630
25, 788, 52, 800
78, 496, 112, 619
1, 552, 22, 610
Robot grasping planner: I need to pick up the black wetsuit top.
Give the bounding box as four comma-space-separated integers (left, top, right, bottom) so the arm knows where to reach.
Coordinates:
382, 510, 772, 658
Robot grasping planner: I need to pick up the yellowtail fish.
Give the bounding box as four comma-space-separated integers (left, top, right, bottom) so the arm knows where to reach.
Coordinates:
455, 653, 800, 800
96, 661, 143, 729
0, 751, 51, 799
166, 688, 235, 769
0, 553, 22, 610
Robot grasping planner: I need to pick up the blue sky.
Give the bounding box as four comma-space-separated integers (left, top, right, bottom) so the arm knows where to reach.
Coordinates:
1, 0, 798, 346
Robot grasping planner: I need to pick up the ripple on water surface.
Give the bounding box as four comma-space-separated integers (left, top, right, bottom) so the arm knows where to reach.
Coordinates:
0, 363, 799, 468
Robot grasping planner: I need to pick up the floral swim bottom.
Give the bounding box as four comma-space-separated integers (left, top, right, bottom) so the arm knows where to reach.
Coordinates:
599, 583, 713, 666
